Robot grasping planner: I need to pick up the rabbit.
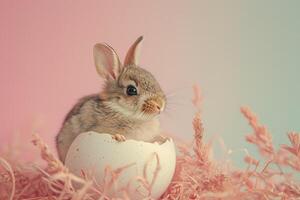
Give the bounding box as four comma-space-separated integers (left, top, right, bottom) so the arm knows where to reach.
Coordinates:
56, 36, 167, 162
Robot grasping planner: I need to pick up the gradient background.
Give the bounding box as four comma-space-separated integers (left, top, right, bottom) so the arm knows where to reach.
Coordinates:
0, 1, 299, 165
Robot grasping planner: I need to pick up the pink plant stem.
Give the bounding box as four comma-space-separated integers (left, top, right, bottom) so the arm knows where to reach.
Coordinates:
0, 157, 15, 200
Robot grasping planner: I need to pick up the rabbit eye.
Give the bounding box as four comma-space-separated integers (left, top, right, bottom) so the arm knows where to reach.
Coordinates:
126, 85, 138, 96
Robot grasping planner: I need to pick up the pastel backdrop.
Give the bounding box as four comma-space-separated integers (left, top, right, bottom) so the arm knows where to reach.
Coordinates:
0, 0, 299, 166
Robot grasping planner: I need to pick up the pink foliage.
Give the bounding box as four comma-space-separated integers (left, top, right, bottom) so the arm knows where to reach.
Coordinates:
240, 107, 275, 158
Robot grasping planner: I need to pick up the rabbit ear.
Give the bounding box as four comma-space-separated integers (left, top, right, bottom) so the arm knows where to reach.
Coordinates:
124, 36, 143, 66
93, 43, 121, 80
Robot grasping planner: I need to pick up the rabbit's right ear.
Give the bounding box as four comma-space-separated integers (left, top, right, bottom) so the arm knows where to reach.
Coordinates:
93, 43, 121, 80
124, 36, 143, 66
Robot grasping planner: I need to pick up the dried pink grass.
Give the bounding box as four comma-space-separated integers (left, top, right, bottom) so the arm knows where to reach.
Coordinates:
1, 85, 300, 199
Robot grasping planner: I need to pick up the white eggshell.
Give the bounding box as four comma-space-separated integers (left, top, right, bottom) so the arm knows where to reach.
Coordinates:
65, 131, 176, 199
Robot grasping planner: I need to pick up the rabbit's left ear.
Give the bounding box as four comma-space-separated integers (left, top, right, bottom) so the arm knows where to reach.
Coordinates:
124, 36, 144, 66
93, 43, 122, 80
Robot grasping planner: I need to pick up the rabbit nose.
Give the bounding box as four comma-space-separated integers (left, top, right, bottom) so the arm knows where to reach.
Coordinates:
144, 97, 165, 114
153, 100, 165, 113
149, 101, 160, 112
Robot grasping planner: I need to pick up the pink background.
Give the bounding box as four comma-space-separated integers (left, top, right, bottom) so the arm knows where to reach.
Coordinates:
1, 1, 299, 163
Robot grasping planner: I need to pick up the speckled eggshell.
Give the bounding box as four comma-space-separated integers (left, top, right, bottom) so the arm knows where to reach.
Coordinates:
65, 131, 176, 199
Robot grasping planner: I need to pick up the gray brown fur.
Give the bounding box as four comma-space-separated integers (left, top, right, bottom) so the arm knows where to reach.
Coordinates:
56, 37, 166, 162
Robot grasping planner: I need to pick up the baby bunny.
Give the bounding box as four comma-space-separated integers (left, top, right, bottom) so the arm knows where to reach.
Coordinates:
56, 36, 166, 162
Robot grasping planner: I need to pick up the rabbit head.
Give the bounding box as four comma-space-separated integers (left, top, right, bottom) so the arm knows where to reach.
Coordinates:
93, 36, 166, 120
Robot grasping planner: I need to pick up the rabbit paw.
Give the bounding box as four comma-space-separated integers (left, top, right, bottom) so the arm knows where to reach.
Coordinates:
152, 135, 168, 144
112, 134, 126, 142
